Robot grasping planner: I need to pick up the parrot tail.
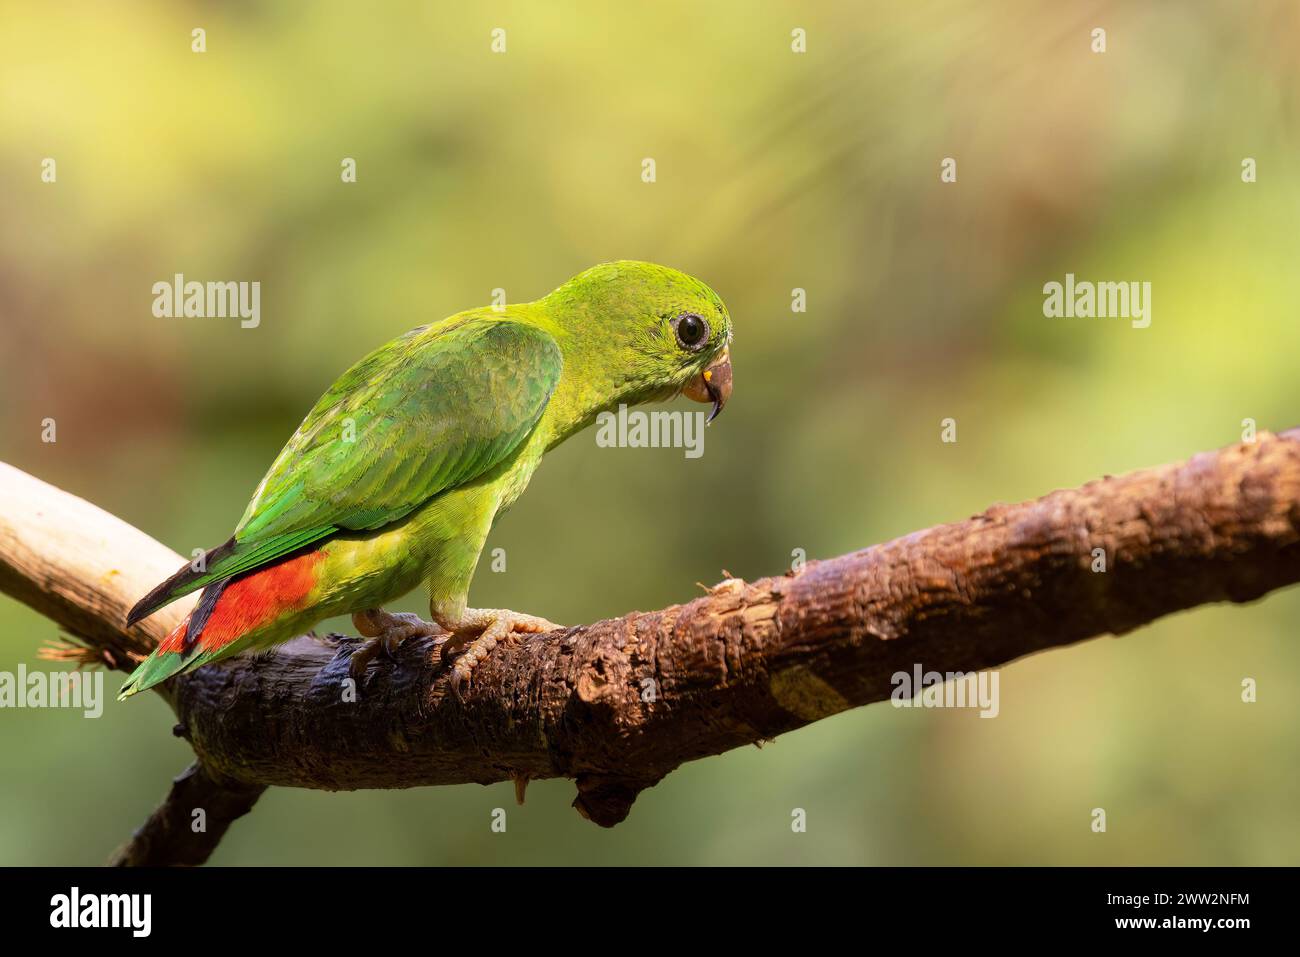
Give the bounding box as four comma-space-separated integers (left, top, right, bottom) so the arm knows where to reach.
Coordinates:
117, 612, 202, 699
119, 579, 234, 699
118, 547, 326, 700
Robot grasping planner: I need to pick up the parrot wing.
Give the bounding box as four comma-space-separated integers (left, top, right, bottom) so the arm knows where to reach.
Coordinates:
127, 317, 563, 625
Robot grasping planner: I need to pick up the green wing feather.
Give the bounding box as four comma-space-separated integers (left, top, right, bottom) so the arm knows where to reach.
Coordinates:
128, 318, 562, 623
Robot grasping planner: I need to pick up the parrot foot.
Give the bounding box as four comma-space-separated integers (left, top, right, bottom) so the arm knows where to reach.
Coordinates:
438, 608, 562, 703
348, 609, 446, 679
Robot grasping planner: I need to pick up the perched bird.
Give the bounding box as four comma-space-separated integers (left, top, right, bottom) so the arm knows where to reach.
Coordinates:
119, 261, 733, 700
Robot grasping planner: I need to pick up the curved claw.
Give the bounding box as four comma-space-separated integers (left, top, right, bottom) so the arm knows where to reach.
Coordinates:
449, 664, 470, 703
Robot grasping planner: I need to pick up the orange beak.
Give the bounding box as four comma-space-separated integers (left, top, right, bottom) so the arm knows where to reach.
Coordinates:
682, 347, 732, 424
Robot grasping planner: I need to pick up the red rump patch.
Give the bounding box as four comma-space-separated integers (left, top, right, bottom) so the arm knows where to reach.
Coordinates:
157, 549, 323, 655
157, 618, 188, 655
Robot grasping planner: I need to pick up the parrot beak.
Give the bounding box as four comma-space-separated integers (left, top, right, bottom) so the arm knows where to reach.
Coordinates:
682, 347, 732, 424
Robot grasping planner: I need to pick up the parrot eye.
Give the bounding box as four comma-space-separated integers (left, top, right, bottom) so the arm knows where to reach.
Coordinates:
672, 313, 709, 351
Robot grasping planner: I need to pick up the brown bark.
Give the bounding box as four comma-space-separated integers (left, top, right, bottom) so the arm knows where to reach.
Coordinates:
107, 763, 266, 867
2, 429, 1299, 863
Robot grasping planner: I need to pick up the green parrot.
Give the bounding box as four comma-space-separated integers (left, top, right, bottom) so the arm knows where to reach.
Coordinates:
119, 261, 733, 701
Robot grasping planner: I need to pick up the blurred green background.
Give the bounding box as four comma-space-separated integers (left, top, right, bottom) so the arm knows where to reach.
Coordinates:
2, 1, 1298, 865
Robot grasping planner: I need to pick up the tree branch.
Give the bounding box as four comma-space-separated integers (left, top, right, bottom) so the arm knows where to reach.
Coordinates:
107, 763, 266, 867
2, 430, 1299, 863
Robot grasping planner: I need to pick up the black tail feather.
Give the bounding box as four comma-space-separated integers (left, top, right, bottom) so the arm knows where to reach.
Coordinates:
125, 537, 237, 627
184, 578, 231, 649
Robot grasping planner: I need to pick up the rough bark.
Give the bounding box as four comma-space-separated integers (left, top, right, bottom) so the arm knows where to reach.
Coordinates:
2, 429, 1298, 862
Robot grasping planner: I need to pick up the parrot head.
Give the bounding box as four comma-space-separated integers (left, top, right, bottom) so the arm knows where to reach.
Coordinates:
541, 260, 734, 423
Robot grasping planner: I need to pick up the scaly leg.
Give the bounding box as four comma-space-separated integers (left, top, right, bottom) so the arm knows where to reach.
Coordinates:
349, 609, 445, 679
435, 608, 561, 702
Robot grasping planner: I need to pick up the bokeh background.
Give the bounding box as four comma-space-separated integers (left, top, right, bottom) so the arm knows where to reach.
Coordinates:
2, 1, 1298, 865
